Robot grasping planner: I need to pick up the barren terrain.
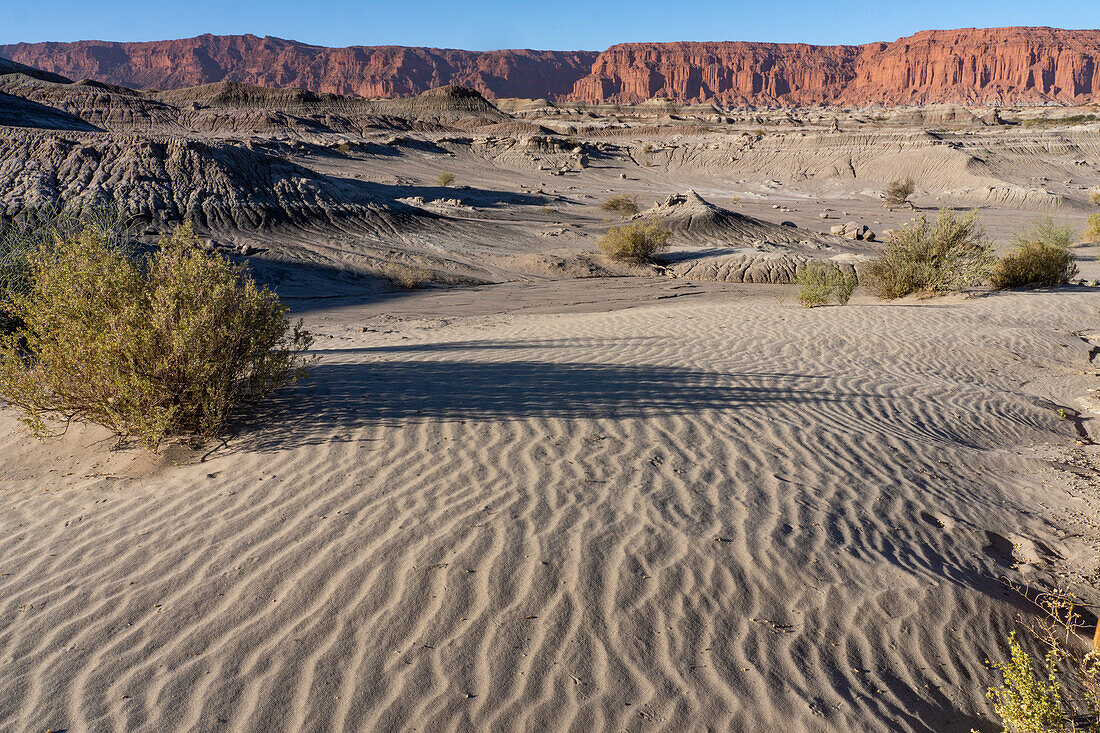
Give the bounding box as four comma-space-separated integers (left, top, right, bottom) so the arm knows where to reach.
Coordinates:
1, 57, 1100, 732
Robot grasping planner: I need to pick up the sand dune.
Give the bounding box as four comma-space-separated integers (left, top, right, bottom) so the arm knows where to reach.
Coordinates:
2, 288, 1098, 732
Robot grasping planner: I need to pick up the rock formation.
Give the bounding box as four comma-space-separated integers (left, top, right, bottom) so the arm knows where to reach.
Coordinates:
5, 27, 1100, 106
0, 35, 598, 100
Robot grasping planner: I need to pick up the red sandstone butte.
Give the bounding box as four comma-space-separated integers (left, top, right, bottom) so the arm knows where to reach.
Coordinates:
3, 27, 1099, 106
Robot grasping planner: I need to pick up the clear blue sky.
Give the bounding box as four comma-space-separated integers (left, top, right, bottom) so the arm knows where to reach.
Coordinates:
3, 0, 1099, 49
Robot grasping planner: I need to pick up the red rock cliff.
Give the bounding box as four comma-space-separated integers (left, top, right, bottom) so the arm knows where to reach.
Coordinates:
569, 28, 1100, 105
3, 28, 1100, 106
0, 34, 598, 100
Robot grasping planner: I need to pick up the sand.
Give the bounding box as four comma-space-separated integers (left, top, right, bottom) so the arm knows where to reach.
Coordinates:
2, 285, 1099, 732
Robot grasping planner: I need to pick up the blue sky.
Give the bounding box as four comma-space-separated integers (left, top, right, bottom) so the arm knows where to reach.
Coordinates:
3, 0, 1099, 49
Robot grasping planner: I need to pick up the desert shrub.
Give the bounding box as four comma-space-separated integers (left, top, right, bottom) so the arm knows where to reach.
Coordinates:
863, 208, 994, 299
985, 588, 1100, 733
0, 222, 311, 448
1012, 216, 1076, 250
1083, 215, 1100, 243
1090, 190, 1100, 206
599, 222, 672, 263
752, 128, 765, 137
992, 242, 1077, 289
0, 205, 137, 333
380, 263, 433, 289
437, 171, 456, 187
795, 263, 858, 307
641, 143, 654, 154
601, 194, 639, 216
882, 176, 916, 208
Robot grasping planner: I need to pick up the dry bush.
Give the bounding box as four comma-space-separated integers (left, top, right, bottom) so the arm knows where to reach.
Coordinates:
992, 241, 1078, 289
1084, 215, 1100, 243
437, 171, 456, 187
0, 222, 311, 449
600, 194, 639, 217
1090, 190, 1100, 206
599, 222, 672, 263
380, 263, 433, 289
1, 205, 136, 332
985, 587, 1100, 733
864, 208, 994, 299
795, 263, 858, 307
991, 216, 1078, 289
882, 177, 916, 208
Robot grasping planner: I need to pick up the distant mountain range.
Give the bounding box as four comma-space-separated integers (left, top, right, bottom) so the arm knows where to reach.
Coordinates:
3, 27, 1100, 107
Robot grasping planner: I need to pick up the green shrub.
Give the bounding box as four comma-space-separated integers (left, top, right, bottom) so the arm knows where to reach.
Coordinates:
0, 205, 137, 332
0, 222, 311, 448
599, 222, 672, 263
795, 263, 858, 307
437, 171, 456, 187
987, 632, 1068, 733
600, 194, 639, 216
991, 241, 1077, 289
1083, 215, 1100, 244
1012, 216, 1075, 250
864, 208, 994, 299
985, 588, 1100, 733
882, 176, 916, 208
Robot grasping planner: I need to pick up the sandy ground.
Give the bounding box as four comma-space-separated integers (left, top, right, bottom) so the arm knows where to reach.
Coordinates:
2, 283, 1100, 732
3, 82, 1100, 730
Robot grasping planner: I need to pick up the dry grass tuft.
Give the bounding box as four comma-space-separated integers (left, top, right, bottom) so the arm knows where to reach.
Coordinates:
598, 222, 672, 263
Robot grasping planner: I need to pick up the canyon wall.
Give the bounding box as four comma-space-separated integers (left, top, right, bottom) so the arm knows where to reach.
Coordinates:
3, 27, 1100, 106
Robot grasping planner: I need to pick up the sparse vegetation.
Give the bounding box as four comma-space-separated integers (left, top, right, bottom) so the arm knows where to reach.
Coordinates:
992, 240, 1078, 289
641, 143, 654, 154
991, 217, 1078, 289
1090, 190, 1100, 206
601, 194, 639, 217
379, 263, 433, 289
598, 222, 672, 263
795, 263, 858, 307
882, 176, 917, 209
0, 222, 311, 449
752, 128, 765, 138
1014, 113, 1100, 128
985, 587, 1100, 733
1, 205, 137, 333
864, 208, 994, 299
437, 171, 456, 187
1083, 215, 1100, 244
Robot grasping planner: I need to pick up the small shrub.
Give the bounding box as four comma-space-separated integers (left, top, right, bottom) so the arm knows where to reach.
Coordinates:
599, 222, 672, 263
641, 143, 654, 154
380, 263, 432, 289
0, 222, 311, 448
1012, 216, 1075, 250
992, 241, 1077, 289
0, 205, 137, 333
730, 196, 741, 204
987, 632, 1068, 733
437, 171, 456, 187
1090, 190, 1100, 206
1083, 215, 1100, 243
882, 176, 916, 208
601, 194, 639, 217
795, 263, 858, 307
985, 587, 1100, 733
863, 208, 994, 299
752, 128, 765, 138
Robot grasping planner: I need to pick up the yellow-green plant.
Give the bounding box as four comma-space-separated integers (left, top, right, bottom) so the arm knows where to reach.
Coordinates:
600, 194, 639, 216
598, 222, 672, 263
992, 241, 1077, 289
437, 171, 456, 187
882, 176, 916, 208
864, 208, 994, 299
985, 588, 1100, 733
795, 263, 858, 307
1083, 215, 1100, 244
0, 222, 311, 448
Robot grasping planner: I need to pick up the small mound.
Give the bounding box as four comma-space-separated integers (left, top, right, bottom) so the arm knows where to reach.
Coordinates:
635, 190, 829, 247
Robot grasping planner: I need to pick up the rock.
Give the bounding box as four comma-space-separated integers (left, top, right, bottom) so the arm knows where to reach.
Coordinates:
780, 221, 796, 227
830, 224, 846, 235
818, 213, 829, 219
619, 173, 628, 179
